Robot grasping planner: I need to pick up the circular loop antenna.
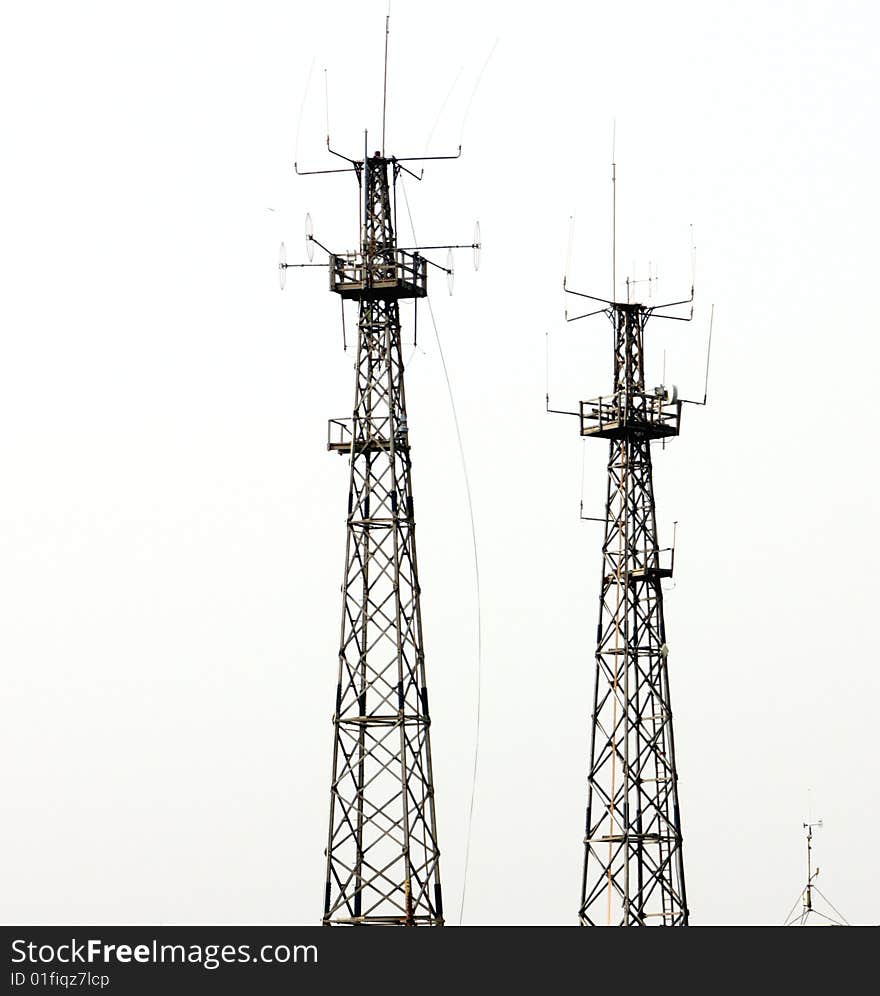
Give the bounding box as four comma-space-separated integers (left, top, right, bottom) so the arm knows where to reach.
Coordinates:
473, 221, 481, 271
446, 248, 454, 296
305, 212, 314, 262
278, 241, 287, 290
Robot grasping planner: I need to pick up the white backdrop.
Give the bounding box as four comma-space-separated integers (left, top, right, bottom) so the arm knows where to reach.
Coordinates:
1, 0, 877, 925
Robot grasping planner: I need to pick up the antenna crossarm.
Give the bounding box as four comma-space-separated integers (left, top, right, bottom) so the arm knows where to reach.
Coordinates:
650, 293, 694, 311
394, 161, 424, 181
397, 243, 477, 252
648, 310, 693, 323
307, 235, 333, 256
566, 307, 610, 323
294, 163, 357, 176
393, 146, 463, 162
418, 253, 454, 276
564, 284, 617, 307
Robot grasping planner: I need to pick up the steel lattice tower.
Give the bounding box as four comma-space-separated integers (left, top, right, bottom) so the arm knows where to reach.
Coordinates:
326, 153, 441, 926
558, 266, 707, 925
282, 128, 477, 924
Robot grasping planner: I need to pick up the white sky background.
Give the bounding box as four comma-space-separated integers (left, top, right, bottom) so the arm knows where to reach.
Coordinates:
1, 0, 878, 926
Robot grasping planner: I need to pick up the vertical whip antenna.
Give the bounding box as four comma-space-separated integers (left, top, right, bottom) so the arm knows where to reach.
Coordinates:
701, 304, 714, 404
545, 330, 550, 407
323, 68, 330, 141
458, 37, 499, 148
294, 58, 315, 168
611, 120, 617, 301
424, 67, 463, 156
381, 13, 390, 156
565, 214, 575, 288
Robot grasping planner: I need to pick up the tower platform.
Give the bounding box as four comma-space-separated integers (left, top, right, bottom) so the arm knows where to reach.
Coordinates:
328, 416, 405, 455
330, 250, 427, 299
579, 393, 681, 440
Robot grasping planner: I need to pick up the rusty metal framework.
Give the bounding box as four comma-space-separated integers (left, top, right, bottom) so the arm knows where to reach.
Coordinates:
554, 276, 706, 925
325, 155, 440, 926
282, 130, 477, 924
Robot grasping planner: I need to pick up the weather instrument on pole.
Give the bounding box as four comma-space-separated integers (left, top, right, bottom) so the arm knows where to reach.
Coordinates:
784, 820, 849, 926
279, 30, 481, 926
548, 175, 713, 925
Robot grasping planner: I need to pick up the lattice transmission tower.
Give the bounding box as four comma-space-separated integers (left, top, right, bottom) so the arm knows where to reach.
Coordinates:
550, 179, 712, 925
279, 46, 479, 925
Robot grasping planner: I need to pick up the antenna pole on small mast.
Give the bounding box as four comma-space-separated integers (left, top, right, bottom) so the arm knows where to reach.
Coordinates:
279, 22, 481, 927
550, 164, 710, 926
784, 819, 849, 925
805, 821, 815, 914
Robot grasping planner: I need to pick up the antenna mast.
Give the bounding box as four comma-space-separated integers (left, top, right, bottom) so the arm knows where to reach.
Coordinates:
381, 14, 390, 156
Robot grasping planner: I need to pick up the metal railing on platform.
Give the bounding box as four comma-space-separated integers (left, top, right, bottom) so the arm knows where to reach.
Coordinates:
330, 250, 428, 297
580, 392, 681, 438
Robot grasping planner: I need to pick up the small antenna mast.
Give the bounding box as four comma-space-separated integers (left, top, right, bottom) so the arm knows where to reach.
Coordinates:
804, 820, 818, 915
783, 817, 849, 925
381, 13, 390, 156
